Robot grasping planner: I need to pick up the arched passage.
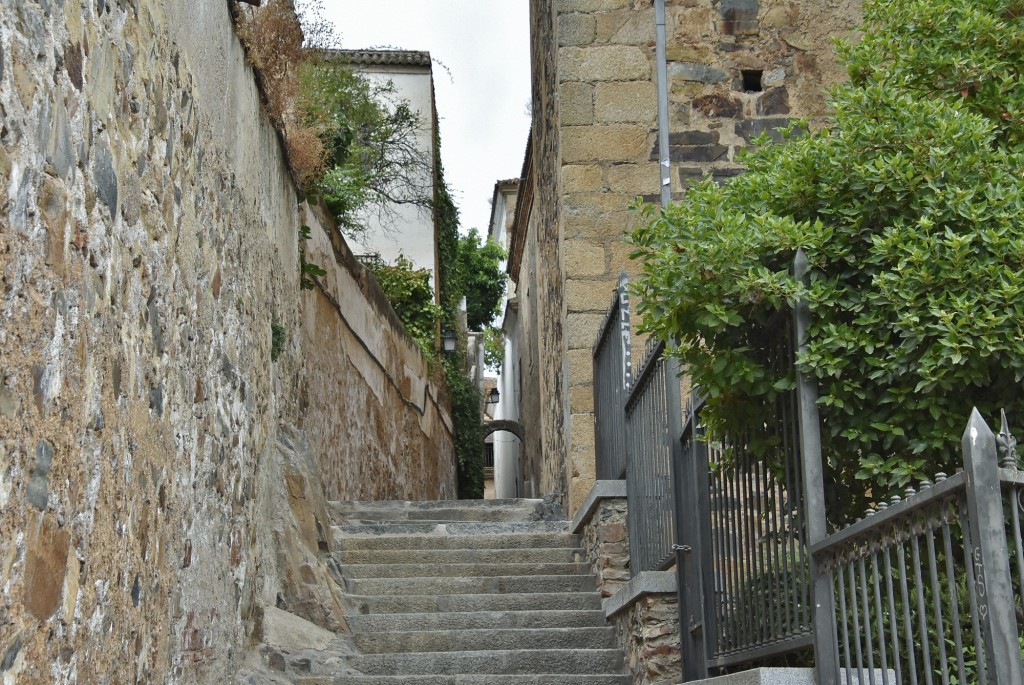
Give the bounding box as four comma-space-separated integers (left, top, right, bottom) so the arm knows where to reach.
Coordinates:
481, 419, 525, 442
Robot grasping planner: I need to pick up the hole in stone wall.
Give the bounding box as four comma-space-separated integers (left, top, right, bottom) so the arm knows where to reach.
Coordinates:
741, 70, 764, 92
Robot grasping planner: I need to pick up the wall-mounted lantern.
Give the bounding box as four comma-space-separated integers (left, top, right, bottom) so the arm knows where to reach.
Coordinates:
486, 388, 500, 405
442, 329, 458, 355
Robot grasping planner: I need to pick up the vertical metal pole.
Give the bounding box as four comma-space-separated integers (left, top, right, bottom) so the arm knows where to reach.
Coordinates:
793, 249, 839, 684
672, 378, 709, 680
654, 0, 672, 209
961, 408, 1024, 684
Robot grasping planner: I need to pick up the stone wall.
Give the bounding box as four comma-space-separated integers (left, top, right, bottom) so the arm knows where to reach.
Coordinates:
573, 482, 680, 685
0, 1, 454, 682
578, 491, 630, 598
610, 589, 682, 685
520, 0, 569, 504
522, 0, 860, 514
299, 205, 456, 502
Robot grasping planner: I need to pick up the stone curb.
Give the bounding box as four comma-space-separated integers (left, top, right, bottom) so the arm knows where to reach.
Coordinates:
571, 480, 627, 534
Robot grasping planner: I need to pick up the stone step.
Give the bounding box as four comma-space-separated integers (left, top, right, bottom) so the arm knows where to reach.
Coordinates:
334, 521, 569, 537
345, 574, 595, 596
330, 499, 547, 523
347, 648, 625, 675
296, 676, 631, 685
331, 498, 544, 513
343, 591, 603, 614
353, 626, 616, 653
335, 547, 585, 565
333, 532, 579, 551
345, 609, 610, 633
337, 562, 588, 578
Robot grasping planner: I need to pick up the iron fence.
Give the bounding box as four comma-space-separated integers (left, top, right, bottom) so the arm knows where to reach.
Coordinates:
625, 338, 682, 573
810, 411, 1024, 684
594, 251, 1024, 684
675, 324, 813, 675
592, 271, 632, 480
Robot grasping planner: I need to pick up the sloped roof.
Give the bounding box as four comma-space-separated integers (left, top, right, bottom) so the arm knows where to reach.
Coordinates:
330, 49, 432, 67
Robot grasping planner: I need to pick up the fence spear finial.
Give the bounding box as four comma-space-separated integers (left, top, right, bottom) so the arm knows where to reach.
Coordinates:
998, 409, 1018, 469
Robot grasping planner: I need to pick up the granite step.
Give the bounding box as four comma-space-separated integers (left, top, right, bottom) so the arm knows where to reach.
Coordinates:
353, 626, 616, 653
334, 521, 569, 537
334, 547, 585, 565
296, 676, 631, 685
333, 532, 579, 551
348, 648, 625, 675
330, 499, 547, 523
336, 561, 588, 579
345, 574, 595, 596
345, 609, 609, 633
342, 590, 603, 615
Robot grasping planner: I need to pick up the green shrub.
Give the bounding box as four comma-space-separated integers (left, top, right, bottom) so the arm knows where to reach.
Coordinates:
629, 0, 1024, 516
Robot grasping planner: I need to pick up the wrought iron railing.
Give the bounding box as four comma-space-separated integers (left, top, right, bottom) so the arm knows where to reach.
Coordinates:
625, 338, 682, 573
810, 411, 1024, 684
595, 250, 1024, 684
675, 326, 812, 674
592, 270, 632, 480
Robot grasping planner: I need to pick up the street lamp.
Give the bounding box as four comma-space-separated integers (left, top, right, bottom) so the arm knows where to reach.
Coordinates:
487, 387, 500, 405
441, 329, 457, 355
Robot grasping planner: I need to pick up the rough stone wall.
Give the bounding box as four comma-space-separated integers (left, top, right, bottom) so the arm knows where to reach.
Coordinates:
522, 0, 569, 504
299, 206, 456, 502
580, 496, 630, 598
0, 1, 454, 682
515, 203, 545, 498
611, 593, 682, 685
526, 0, 860, 514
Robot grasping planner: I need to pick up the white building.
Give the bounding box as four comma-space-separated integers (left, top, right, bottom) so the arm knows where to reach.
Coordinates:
338, 50, 440, 293
487, 179, 522, 499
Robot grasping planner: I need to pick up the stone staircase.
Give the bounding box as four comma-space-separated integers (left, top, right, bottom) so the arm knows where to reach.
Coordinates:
319, 498, 630, 684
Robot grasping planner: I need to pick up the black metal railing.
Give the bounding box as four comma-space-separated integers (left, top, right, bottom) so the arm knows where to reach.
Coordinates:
810, 411, 1024, 684
625, 338, 682, 573
593, 270, 632, 480
675, 324, 813, 673
595, 251, 1024, 684
705, 391, 813, 666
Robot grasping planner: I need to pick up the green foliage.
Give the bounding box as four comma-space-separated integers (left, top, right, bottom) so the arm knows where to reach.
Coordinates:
298, 224, 327, 290
271, 317, 287, 362
482, 326, 504, 372
628, 0, 1024, 515
365, 254, 442, 354
454, 229, 506, 331
433, 140, 485, 498
297, 59, 432, 239
444, 354, 485, 499
435, 145, 462, 321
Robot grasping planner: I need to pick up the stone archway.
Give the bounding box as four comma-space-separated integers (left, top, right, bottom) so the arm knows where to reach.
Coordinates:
481, 419, 525, 442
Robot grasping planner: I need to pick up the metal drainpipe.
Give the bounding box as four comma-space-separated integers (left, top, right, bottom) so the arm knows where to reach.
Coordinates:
654, 0, 671, 209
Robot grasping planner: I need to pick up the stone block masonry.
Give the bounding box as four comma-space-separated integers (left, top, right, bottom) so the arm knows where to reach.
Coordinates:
0, 1, 454, 682
517, 0, 861, 516
573, 481, 681, 685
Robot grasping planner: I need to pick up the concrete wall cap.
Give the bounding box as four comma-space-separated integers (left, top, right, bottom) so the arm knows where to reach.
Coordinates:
602, 570, 676, 618
686, 668, 894, 685
570, 479, 627, 533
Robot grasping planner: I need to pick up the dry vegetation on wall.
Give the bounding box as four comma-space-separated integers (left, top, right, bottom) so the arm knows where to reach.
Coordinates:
232, 0, 332, 186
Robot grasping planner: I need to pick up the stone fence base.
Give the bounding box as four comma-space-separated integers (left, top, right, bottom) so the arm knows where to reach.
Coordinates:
572, 481, 682, 685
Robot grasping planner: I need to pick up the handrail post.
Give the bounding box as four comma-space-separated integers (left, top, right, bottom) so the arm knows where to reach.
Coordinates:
793, 249, 838, 685
962, 409, 1024, 684
674, 383, 710, 681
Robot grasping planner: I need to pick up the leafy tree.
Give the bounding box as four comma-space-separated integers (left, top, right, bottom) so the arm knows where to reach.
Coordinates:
452, 228, 506, 331
297, 57, 433, 240
629, 0, 1024, 516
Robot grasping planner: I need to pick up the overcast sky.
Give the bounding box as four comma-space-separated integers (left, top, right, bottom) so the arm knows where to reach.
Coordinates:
317, 1, 532, 236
